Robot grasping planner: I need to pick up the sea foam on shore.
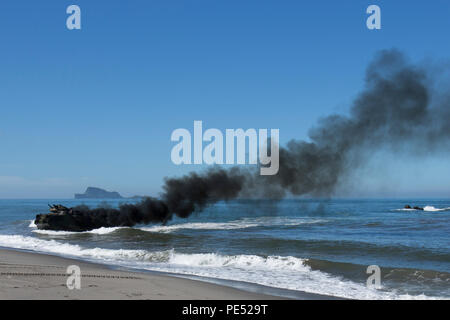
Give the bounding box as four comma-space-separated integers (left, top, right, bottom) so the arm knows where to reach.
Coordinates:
0, 234, 441, 300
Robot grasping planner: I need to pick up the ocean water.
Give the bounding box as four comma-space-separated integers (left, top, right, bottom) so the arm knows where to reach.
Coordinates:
0, 198, 449, 299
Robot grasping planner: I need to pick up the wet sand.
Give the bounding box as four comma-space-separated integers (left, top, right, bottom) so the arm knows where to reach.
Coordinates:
0, 248, 335, 300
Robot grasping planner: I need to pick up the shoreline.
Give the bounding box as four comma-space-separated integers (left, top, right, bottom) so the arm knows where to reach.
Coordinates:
0, 248, 339, 300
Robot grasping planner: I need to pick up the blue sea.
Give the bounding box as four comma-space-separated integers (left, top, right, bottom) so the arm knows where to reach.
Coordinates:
0, 198, 449, 299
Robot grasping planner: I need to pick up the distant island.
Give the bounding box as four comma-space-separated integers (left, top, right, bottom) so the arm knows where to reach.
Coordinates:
75, 187, 123, 199
74, 187, 145, 199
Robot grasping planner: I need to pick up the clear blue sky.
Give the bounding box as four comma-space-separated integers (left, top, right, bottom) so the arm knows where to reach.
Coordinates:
1, 1, 450, 198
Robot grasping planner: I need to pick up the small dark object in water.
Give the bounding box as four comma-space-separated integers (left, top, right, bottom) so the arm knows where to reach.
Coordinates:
404, 205, 424, 210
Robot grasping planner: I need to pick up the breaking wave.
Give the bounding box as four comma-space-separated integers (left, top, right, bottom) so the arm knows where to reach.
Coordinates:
32, 226, 126, 235
0, 234, 442, 300
395, 206, 450, 212
423, 206, 450, 212
29, 217, 327, 235
140, 217, 326, 233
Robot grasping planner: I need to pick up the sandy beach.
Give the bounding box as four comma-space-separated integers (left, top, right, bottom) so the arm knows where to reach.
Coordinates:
0, 248, 286, 300
0, 248, 343, 300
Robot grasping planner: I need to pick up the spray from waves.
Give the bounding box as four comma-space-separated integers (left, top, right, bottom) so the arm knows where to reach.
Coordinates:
140, 217, 327, 233
423, 206, 450, 212
31, 217, 327, 235
32, 226, 127, 236
39, 49, 450, 230
395, 206, 450, 212
30, 218, 126, 235
0, 234, 442, 300
0, 234, 156, 262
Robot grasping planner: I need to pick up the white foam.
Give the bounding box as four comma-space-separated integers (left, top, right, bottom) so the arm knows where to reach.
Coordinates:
158, 252, 439, 300
32, 230, 78, 235
32, 226, 126, 236
0, 234, 156, 262
28, 217, 325, 235
141, 222, 249, 233
0, 234, 441, 300
395, 206, 450, 212
140, 217, 327, 233
423, 206, 450, 212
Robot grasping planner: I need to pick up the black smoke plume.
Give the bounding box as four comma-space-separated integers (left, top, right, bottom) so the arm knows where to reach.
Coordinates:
35, 49, 450, 231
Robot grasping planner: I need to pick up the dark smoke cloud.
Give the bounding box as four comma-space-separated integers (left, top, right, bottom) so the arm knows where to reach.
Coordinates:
50, 49, 450, 230
162, 167, 246, 218
264, 49, 436, 197
70, 198, 170, 230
